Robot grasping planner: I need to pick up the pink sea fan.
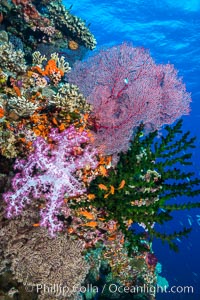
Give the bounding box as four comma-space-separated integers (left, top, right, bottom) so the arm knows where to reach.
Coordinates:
3, 126, 98, 236
67, 43, 191, 155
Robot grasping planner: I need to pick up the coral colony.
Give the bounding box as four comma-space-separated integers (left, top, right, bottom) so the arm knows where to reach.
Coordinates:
67, 44, 191, 155
0, 0, 200, 300
4, 126, 98, 236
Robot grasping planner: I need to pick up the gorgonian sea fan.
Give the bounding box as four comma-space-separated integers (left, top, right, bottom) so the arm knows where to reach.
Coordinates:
3, 126, 98, 236
67, 43, 191, 155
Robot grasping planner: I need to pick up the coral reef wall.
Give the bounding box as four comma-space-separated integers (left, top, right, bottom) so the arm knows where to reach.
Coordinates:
0, 1, 199, 300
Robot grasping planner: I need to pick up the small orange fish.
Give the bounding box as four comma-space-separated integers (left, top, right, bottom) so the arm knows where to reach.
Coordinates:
118, 180, 126, 189
13, 85, 21, 97
104, 193, 110, 199
37, 124, 45, 131
98, 184, 108, 191
110, 185, 115, 195
108, 234, 117, 241
87, 194, 96, 200
83, 113, 89, 122
98, 217, 106, 221
52, 117, 58, 125
59, 123, 65, 131
33, 223, 40, 227
99, 165, 107, 176
83, 221, 98, 228
26, 141, 32, 147
79, 210, 95, 220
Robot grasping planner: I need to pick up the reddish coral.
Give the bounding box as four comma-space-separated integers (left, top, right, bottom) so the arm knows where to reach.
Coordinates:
0, 13, 3, 24
12, 0, 40, 22
0, 108, 5, 118
67, 43, 191, 155
13, 85, 21, 97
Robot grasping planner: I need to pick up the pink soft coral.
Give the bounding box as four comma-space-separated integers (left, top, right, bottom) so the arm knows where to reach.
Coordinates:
3, 126, 98, 236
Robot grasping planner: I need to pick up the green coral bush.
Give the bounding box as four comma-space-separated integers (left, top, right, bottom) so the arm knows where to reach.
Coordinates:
73, 120, 200, 252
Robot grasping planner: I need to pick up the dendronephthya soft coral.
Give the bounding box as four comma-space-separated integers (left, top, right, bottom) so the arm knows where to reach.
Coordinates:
3, 125, 98, 236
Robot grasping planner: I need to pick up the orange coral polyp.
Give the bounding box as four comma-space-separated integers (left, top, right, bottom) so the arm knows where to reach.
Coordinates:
44, 60, 64, 77
0, 108, 4, 118
31, 59, 64, 77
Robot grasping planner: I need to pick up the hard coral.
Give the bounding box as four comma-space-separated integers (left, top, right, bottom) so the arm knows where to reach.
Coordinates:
0, 206, 89, 300
50, 83, 92, 113
7, 96, 39, 117
46, 0, 96, 50
31, 55, 70, 85
0, 41, 26, 74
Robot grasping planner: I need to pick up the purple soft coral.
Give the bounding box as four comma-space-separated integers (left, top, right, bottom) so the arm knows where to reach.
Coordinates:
3, 126, 98, 236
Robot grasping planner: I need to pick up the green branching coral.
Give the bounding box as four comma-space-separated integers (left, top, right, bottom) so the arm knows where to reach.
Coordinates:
75, 120, 200, 252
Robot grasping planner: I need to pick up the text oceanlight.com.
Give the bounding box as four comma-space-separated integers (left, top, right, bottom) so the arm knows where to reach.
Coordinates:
25, 283, 194, 296
107, 284, 194, 295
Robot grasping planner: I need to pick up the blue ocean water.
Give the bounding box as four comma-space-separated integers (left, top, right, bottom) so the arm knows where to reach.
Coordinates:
63, 0, 200, 299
